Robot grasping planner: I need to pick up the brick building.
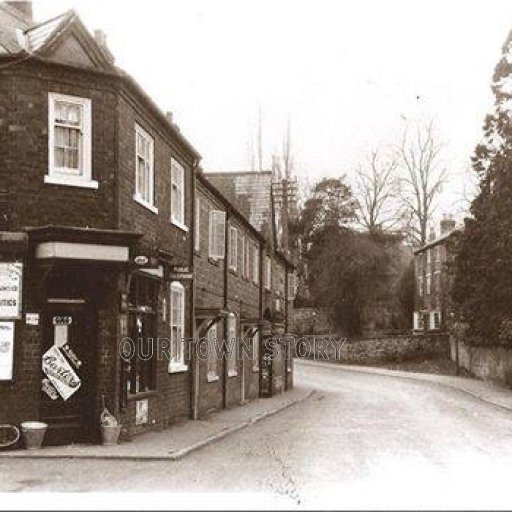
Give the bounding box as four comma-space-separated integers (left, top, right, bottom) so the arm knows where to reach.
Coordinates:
0, 2, 294, 445
413, 216, 461, 332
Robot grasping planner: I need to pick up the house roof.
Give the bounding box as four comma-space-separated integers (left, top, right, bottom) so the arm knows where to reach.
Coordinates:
205, 170, 274, 237
24, 10, 72, 52
413, 229, 461, 254
0, 4, 73, 56
0, 3, 201, 161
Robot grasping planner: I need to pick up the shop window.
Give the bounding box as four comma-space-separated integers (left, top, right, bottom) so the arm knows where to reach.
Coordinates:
134, 124, 156, 212
227, 313, 237, 377
206, 323, 218, 381
169, 282, 187, 372
171, 158, 186, 230
46, 93, 96, 189
123, 276, 158, 396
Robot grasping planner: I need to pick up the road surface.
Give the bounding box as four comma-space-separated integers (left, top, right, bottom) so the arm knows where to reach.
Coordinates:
3, 360, 512, 509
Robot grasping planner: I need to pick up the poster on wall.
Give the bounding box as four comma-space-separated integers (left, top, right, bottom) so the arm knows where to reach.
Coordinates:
0, 263, 22, 320
0, 322, 14, 381
42, 346, 81, 401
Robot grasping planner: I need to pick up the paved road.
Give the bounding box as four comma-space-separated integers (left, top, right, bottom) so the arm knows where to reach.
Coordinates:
3, 361, 512, 508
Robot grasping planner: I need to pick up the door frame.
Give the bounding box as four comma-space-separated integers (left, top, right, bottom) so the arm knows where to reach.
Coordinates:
40, 298, 98, 444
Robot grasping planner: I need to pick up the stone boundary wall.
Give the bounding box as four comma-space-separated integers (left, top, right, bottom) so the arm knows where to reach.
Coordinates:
450, 337, 512, 386
291, 308, 335, 336
296, 333, 449, 364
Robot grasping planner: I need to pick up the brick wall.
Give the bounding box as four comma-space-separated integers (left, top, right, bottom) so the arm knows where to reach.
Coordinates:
0, 62, 117, 231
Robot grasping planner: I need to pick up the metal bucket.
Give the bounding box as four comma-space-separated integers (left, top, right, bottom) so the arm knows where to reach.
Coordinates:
20, 421, 47, 450
101, 425, 121, 446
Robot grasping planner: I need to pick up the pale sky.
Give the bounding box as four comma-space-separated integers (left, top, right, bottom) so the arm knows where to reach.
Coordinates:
35, 0, 512, 223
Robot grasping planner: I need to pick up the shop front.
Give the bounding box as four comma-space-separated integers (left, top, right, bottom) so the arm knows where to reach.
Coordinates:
0, 226, 142, 445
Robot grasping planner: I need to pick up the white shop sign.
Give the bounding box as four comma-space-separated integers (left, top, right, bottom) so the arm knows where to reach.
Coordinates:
0, 322, 14, 381
0, 263, 22, 320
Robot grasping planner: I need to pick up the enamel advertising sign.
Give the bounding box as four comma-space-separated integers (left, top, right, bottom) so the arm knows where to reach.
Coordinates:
0, 322, 14, 381
42, 346, 81, 401
0, 263, 22, 320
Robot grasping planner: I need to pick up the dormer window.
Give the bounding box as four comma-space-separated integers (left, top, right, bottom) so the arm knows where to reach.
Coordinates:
45, 93, 96, 189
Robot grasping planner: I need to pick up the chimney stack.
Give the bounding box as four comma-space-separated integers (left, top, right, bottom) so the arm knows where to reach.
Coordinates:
94, 29, 107, 49
6, 1, 33, 22
428, 226, 436, 241
165, 111, 173, 124
440, 214, 456, 235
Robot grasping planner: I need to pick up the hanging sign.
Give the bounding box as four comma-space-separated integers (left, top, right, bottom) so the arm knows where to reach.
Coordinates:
0, 322, 14, 381
42, 346, 81, 401
0, 263, 22, 320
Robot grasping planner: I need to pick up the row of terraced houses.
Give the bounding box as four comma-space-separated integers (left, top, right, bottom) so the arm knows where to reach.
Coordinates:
0, 2, 296, 445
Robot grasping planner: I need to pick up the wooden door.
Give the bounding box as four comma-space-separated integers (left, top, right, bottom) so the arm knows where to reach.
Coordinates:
40, 301, 97, 445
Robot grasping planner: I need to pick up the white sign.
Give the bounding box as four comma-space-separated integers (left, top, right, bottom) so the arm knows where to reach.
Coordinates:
135, 399, 148, 425
42, 346, 81, 401
0, 322, 14, 381
25, 313, 39, 326
0, 263, 22, 320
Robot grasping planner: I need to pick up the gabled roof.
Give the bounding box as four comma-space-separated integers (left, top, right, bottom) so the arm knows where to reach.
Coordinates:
24, 10, 72, 52
0, 7, 114, 70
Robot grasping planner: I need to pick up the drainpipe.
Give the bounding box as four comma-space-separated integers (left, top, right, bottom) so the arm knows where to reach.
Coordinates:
222, 210, 229, 409
190, 159, 199, 420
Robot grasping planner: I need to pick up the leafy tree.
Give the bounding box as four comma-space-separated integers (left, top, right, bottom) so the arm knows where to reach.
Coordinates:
295, 176, 408, 335
452, 29, 512, 344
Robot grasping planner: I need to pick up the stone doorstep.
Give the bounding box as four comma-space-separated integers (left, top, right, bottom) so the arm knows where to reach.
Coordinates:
0, 388, 314, 461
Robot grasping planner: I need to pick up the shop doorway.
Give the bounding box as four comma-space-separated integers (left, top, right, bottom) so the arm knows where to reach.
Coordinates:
40, 300, 98, 445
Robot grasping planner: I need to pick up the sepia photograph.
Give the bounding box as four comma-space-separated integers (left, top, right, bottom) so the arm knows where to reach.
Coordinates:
1, 0, 512, 509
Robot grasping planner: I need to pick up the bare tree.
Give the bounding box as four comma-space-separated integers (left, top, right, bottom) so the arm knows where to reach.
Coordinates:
272, 118, 294, 179
246, 105, 264, 171
398, 119, 447, 245
354, 149, 400, 234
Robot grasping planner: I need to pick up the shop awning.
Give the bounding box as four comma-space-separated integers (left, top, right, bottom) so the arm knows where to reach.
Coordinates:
27, 225, 142, 264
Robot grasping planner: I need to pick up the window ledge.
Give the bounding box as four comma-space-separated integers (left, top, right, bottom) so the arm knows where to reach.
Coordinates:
169, 363, 188, 374
133, 194, 158, 214
171, 218, 189, 233
207, 373, 219, 383
44, 174, 98, 190
227, 370, 238, 378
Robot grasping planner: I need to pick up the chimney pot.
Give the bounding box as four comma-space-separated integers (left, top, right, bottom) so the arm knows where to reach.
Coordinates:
165, 111, 173, 124
94, 29, 107, 48
440, 215, 456, 235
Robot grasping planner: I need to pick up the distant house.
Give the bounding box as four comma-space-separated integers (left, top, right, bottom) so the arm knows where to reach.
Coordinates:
413, 216, 461, 332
